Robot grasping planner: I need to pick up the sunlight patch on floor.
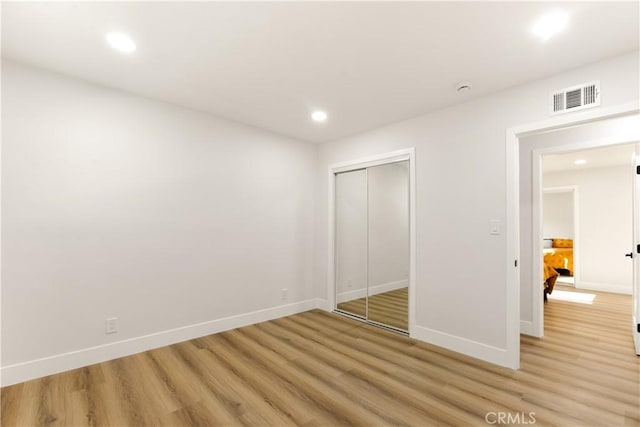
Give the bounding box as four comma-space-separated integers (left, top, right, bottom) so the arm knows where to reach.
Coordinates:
548, 290, 596, 304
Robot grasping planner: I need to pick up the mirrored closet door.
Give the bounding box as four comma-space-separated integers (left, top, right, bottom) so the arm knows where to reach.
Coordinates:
335, 169, 368, 319
335, 160, 409, 332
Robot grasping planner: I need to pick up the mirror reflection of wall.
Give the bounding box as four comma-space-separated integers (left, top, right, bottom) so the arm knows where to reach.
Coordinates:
367, 161, 409, 330
335, 160, 409, 331
335, 169, 367, 318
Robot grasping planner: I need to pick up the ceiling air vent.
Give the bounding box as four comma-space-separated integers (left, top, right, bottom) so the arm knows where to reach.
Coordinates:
551, 81, 600, 115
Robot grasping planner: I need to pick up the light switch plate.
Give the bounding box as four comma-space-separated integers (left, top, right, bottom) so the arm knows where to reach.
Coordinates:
490, 219, 501, 235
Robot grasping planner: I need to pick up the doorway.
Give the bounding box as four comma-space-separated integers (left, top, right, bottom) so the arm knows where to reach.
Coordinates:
540, 144, 638, 319
522, 123, 639, 338
508, 107, 640, 367
328, 149, 416, 334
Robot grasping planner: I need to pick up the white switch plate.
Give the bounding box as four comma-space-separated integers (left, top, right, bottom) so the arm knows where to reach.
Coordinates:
489, 219, 501, 235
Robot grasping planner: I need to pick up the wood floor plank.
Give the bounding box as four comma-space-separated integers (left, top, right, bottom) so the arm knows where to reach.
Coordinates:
2, 284, 638, 426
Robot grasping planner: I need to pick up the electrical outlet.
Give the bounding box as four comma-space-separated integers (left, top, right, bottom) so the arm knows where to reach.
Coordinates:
105, 317, 118, 334
281, 288, 288, 301
347, 279, 352, 288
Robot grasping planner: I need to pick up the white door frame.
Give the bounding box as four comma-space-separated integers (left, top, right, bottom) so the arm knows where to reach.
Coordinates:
506, 101, 639, 368
327, 148, 416, 334
632, 144, 640, 355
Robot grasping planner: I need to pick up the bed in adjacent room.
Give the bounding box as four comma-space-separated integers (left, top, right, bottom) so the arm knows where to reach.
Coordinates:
543, 238, 574, 276
544, 262, 559, 301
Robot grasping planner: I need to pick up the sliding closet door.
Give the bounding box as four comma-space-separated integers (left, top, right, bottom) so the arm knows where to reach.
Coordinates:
367, 161, 409, 331
335, 169, 368, 318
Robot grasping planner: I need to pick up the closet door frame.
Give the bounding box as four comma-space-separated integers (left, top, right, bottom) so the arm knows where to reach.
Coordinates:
327, 148, 416, 334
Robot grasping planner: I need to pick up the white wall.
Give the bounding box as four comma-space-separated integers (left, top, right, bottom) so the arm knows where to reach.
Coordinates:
315, 51, 639, 367
3, 49, 639, 382
545, 166, 633, 293
519, 116, 640, 325
543, 192, 574, 239
1, 60, 317, 384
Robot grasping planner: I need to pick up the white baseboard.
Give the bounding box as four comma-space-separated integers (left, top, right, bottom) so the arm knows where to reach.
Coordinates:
411, 325, 515, 369
520, 320, 536, 337
337, 289, 365, 303
0, 299, 317, 387
315, 298, 332, 312
326, 291, 517, 369
2, 296, 518, 386
575, 281, 632, 295
336, 279, 408, 303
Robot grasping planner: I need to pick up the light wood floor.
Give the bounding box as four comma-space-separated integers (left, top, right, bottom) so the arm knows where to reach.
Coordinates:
2, 286, 638, 426
337, 287, 408, 330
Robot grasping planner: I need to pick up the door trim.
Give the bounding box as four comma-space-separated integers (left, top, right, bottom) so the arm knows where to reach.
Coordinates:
633, 144, 640, 355
327, 148, 416, 334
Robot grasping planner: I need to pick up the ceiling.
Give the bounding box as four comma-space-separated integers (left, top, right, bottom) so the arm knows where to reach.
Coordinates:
543, 143, 637, 173
2, 2, 639, 143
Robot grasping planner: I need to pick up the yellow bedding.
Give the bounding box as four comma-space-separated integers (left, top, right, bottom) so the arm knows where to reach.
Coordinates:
543, 248, 574, 275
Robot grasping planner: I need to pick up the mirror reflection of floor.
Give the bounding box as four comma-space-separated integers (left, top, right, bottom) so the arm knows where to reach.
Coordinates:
337, 296, 366, 318
336, 287, 408, 331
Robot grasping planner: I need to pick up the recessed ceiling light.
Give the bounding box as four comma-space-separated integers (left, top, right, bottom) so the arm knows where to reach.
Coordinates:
311, 110, 328, 123
574, 159, 587, 165
532, 11, 569, 41
106, 32, 136, 54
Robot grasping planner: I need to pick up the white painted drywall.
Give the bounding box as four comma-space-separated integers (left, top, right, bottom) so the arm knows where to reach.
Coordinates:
316, 51, 639, 362
519, 117, 640, 324
3, 49, 639, 380
1, 60, 316, 375
543, 192, 574, 239
544, 166, 633, 294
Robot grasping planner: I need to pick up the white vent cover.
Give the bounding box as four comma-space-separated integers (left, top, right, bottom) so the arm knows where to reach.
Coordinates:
551, 81, 600, 115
